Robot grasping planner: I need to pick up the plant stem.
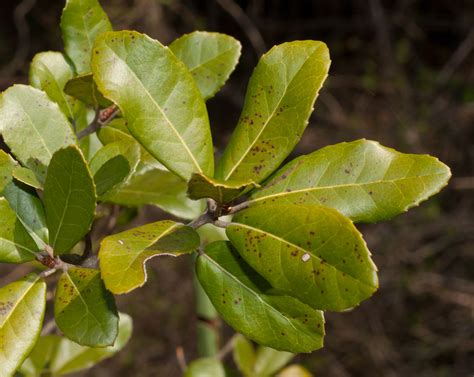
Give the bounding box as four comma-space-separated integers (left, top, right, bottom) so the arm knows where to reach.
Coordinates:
77, 106, 119, 140
228, 200, 250, 214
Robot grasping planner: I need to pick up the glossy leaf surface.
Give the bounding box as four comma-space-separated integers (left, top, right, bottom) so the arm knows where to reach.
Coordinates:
92, 31, 214, 180
251, 139, 451, 223
54, 268, 119, 347
60, 0, 112, 74
0, 274, 46, 376
0, 85, 76, 183
44, 146, 96, 255
228, 204, 378, 311
197, 241, 325, 352
0, 198, 38, 264
99, 221, 199, 294
170, 31, 241, 100
187, 173, 259, 203
216, 41, 330, 183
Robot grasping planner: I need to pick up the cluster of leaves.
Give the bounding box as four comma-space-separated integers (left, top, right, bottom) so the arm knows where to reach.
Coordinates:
0, 0, 450, 375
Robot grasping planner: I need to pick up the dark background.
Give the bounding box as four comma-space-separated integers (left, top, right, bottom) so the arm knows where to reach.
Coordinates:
0, 0, 473, 376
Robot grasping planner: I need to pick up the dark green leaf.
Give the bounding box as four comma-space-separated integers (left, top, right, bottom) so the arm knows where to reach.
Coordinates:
54, 267, 119, 347
0, 198, 38, 263
92, 30, 214, 180
29, 51, 79, 120
4, 181, 48, 248
216, 41, 330, 183
60, 0, 112, 74
197, 241, 325, 353
184, 358, 226, 377
188, 173, 259, 203
0, 274, 46, 375
170, 31, 241, 100
99, 221, 200, 294
250, 139, 452, 223
228, 204, 378, 311
64, 73, 112, 108
0, 85, 76, 183
44, 146, 96, 255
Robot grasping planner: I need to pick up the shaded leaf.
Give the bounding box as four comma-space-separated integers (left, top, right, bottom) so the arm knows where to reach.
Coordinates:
107, 166, 204, 220
44, 146, 96, 255
228, 204, 378, 311
233, 335, 256, 377
216, 41, 330, 183
0, 274, 46, 376
253, 346, 293, 376
89, 140, 140, 197
251, 139, 452, 223
188, 173, 259, 203
64, 73, 112, 108
20, 313, 132, 376
29, 51, 79, 120
60, 0, 112, 74
0, 198, 38, 263
197, 241, 325, 353
12, 166, 43, 190
4, 181, 48, 248
170, 31, 241, 100
0, 85, 76, 183
92, 30, 214, 180
54, 267, 119, 347
99, 221, 200, 294
0, 149, 17, 194
184, 358, 226, 377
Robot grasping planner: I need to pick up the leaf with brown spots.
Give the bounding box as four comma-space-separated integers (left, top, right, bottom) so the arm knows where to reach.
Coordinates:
250, 139, 451, 223
227, 203, 378, 311
99, 221, 200, 294
216, 41, 330, 184
197, 241, 325, 353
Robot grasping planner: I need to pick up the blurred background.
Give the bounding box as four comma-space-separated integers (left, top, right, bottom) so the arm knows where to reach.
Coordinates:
0, 0, 473, 376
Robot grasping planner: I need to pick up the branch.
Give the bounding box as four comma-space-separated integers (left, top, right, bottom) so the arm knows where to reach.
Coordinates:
77, 105, 119, 140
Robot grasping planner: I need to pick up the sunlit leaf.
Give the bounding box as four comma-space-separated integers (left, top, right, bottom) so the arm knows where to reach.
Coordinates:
216, 41, 330, 183
12, 166, 43, 190
227, 203, 378, 311
251, 139, 452, 223
276, 365, 313, 377
0, 274, 46, 376
64, 73, 112, 108
99, 221, 200, 294
44, 146, 96, 255
233, 335, 256, 377
92, 30, 214, 180
184, 358, 226, 377
170, 31, 241, 100
187, 173, 259, 203
0, 85, 76, 183
0, 149, 17, 194
197, 241, 325, 353
253, 346, 293, 376
54, 268, 119, 347
60, 0, 112, 74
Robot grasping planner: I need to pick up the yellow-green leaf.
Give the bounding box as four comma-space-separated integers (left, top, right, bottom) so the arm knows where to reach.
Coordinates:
12, 166, 42, 190
184, 358, 226, 377
64, 73, 112, 108
0, 150, 17, 194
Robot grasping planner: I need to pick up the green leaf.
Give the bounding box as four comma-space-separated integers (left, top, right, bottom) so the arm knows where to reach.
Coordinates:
44, 146, 96, 255
188, 173, 259, 203
12, 166, 43, 190
99, 221, 200, 294
170, 31, 241, 100
60, 0, 112, 74
0, 274, 46, 376
0, 198, 38, 263
107, 166, 204, 220
250, 139, 452, 223
20, 313, 132, 376
0, 149, 17, 194
276, 365, 313, 377
0, 85, 76, 183
92, 30, 214, 180
4, 181, 49, 248
54, 267, 119, 347
216, 41, 330, 183
184, 358, 226, 377
227, 204, 378, 311
29, 51, 79, 120
89, 140, 140, 197
233, 335, 256, 377
64, 73, 113, 108
197, 241, 325, 353
253, 346, 293, 376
